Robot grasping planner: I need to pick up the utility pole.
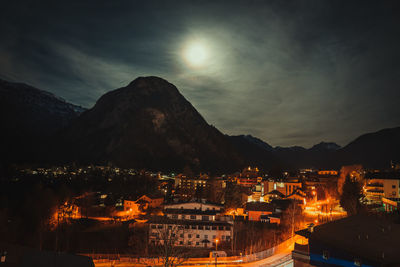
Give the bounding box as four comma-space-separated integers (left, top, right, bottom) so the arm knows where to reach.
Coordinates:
215, 239, 219, 267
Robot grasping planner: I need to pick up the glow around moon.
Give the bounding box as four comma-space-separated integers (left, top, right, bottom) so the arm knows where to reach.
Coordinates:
183, 41, 208, 68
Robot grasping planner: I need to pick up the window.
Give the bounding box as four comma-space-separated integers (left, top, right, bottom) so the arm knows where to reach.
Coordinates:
222, 235, 225, 240
196, 234, 200, 238
168, 225, 172, 229
205, 226, 210, 230
225, 226, 231, 230
218, 226, 224, 230
204, 235, 208, 239
191, 225, 196, 229
151, 225, 156, 229
188, 241, 192, 245
172, 214, 178, 219
213, 235, 216, 239
185, 225, 189, 229
157, 225, 163, 229
179, 241, 183, 245
196, 242, 200, 246
322, 250, 330, 260
172, 233, 176, 237
198, 225, 204, 230
188, 234, 192, 238
212, 226, 217, 230
202, 216, 209, 221
180, 234, 184, 238
392, 185, 396, 189
190, 215, 196, 220
226, 236, 231, 241
181, 215, 186, 220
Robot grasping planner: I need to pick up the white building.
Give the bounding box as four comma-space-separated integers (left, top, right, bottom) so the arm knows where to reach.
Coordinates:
364, 172, 400, 204
149, 201, 232, 248
149, 219, 232, 248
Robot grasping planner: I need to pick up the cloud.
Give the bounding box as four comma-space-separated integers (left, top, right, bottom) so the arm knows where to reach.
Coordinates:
1, 0, 400, 147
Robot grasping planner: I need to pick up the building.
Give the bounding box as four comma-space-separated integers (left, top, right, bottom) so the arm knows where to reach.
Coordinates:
317, 170, 338, 176
136, 194, 164, 208
123, 194, 164, 218
149, 201, 233, 248
294, 214, 400, 266
260, 213, 281, 224
245, 202, 274, 221
237, 167, 261, 187
174, 174, 226, 201
382, 197, 400, 212
364, 171, 400, 204
148, 218, 233, 248
263, 190, 285, 202
264, 179, 302, 197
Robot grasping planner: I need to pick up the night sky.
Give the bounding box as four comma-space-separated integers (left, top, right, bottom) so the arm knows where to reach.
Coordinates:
1, 0, 400, 148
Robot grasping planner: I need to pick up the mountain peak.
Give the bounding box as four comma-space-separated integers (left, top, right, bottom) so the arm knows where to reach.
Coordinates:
309, 142, 341, 151
56, 77, 242, 172
126, 76, 180, 95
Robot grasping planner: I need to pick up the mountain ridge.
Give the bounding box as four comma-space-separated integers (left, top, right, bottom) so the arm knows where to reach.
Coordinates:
1, 76, 399, 171
0, 78, 85, 163
53, 76, 243, 172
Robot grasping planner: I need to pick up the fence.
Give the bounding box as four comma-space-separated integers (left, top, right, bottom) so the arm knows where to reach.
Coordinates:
83, 237, 294, 266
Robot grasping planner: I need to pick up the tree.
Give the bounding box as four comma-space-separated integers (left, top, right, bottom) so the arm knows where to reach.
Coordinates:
148, 222, 190, 267
340, 175, 364, 215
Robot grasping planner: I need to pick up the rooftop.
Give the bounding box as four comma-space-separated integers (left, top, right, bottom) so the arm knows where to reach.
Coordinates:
299, 214, 400, 264
365, 171, 400, 180
164, 208, 220, 215
148, 217, 232, 227
245, 202, 274, 212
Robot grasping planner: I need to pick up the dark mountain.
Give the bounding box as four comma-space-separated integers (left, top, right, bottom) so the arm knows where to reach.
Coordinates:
228, 135, 339, 169
336, 127, 400, 169
309, 142, 341, 152
2, 76, 398, 171
229, 128, 400, 170
54, 76, 243, 172
227, 135, 278, 168
0, 79, 85, 163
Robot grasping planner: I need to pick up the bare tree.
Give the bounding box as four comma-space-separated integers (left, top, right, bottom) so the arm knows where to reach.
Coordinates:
147, 221, 190, 267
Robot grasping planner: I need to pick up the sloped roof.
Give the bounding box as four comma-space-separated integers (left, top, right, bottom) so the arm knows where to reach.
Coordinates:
245, 202, 274, 212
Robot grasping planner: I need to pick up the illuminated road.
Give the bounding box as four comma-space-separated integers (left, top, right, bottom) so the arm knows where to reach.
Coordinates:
93, 237, 298, 267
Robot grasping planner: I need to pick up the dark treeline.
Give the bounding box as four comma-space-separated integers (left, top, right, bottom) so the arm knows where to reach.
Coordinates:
0, 164, 158, 250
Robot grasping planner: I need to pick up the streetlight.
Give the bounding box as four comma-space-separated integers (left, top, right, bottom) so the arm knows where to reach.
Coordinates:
215, 239, 219, 267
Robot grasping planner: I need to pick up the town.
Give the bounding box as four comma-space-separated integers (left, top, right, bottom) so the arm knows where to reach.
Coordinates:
1, 163, 399, 266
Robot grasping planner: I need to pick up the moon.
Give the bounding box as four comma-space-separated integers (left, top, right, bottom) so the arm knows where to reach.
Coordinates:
183, 42, 208, 67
